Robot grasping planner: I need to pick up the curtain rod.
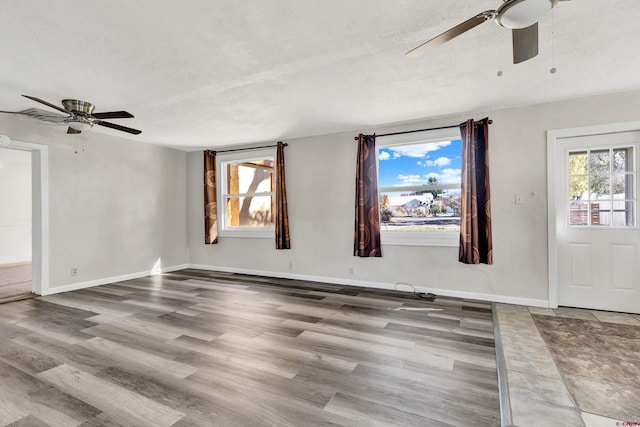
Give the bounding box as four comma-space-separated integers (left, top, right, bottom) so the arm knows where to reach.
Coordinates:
207, 142, 287, 154
353, 119, 492, 140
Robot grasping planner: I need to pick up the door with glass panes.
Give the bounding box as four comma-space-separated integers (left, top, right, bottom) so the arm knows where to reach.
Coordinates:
556, 131, 640, 314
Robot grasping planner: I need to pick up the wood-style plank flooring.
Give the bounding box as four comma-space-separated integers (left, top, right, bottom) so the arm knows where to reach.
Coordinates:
0, 269, 500, 426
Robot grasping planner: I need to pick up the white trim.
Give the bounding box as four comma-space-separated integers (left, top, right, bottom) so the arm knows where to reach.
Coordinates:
37, 259, 548, 308
377, 128, 461, 146
547, 120, 640, 309
0, 138, 49, 296
381, 231, 458, 247
216, 148, 276, 237
41, 263, 190, 296
189, 263, 549, 308
218, 229, 274, 238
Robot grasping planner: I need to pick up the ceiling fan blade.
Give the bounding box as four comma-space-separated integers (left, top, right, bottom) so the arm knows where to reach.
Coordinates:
22, 95, 70, 115
95, 120, 142, 135
92, 111, 134, 119
512, 22, 539, 64
67, 127, 81, 135
405, 10, 495, 58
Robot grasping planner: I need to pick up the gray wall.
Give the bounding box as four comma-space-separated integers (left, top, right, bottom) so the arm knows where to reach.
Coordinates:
187, 89, 640, 304
0, 116, 189, 289
3, 89, 639, 302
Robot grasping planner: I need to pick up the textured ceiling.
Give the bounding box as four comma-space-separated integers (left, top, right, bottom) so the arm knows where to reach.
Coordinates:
1, 1, 639, 150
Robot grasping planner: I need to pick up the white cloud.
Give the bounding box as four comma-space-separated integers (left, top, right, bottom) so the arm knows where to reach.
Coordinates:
423, 157, 452, 167
388, 140, 452, 158
394, 168, 461, 187
395, 174, 424, 185
426, 168, 461, 184
378, 151, 390, 160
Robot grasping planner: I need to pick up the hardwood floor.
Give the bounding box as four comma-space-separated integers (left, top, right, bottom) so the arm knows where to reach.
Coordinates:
0, 269, 500, 426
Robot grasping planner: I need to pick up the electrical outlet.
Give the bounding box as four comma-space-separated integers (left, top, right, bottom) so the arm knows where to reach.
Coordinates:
348, 267, 354, 275
515, 194, 523, 205
70, 268, 78, 276
288, 262, 294, 271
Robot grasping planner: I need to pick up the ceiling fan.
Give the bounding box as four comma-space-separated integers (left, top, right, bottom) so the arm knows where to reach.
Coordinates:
406, 0, 571, 64
1, 95, 141, 135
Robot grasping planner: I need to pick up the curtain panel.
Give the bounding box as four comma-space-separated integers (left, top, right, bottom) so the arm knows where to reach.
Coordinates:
204, 150, 218, 244
354, 134, 382, 257
459, 118, 493, 264
275, 141, 291, 249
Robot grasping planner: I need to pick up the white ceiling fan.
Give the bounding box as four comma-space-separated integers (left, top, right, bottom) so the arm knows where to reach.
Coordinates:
406, 0, 572, 64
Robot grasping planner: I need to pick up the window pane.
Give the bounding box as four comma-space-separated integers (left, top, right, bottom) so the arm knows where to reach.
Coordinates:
611, 172, 634, 199
612, 201, 635, 227
590, 202, 609, 226
568, 151, 588, 175
588, 149, 610, 174
569, 202, 588, 226
226, 160, 274, 195
589, 174, 610, 199
226, 195, 273, 227
613, 148, 633, 172
380, 189, 460, 232
568, 176, 587, 200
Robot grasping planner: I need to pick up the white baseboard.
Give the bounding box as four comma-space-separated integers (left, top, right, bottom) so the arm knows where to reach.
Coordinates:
41, 263, 190, 296
0, 260, 32, 268
40, 262, 549, 308
188, 263, 549, 308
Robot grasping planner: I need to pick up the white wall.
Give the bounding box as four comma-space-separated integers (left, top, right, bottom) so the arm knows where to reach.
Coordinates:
187, 89, 640, 305
0, 148, 31, 264
0, 115, 189, 290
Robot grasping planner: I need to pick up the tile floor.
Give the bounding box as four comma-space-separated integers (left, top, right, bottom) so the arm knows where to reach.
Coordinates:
496, 304, 640, 427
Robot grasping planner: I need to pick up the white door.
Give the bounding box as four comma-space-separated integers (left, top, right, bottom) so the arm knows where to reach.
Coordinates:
556, 131, 640, 314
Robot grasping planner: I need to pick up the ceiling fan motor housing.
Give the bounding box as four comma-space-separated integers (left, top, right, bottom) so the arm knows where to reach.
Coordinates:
62, 99, 95, 115
496, 0, 558, 29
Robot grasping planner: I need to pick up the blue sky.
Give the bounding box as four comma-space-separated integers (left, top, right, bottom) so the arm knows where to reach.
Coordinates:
377, 139, 462, 188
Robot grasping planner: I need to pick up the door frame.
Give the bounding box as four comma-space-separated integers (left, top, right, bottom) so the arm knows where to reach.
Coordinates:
0, 136, 49, 295
547, 120, 640, 308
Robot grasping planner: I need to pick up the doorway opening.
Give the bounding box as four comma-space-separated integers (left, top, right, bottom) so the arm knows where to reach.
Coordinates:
0, 136, 49, 303
0, 147, 33, 302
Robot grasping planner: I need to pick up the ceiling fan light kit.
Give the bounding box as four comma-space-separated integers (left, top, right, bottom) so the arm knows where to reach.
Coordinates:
406, 0, 568, 64
67, 120, 92, 132
496, 0, 558, 29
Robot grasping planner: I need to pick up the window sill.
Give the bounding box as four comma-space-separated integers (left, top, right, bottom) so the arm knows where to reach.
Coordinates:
381, 231, 459, 247
219, 228, 274, 239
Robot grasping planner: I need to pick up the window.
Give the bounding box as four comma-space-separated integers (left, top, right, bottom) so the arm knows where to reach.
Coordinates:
218, 149, 275, 237
377, 129, 462, 246
568, 146, 636, 227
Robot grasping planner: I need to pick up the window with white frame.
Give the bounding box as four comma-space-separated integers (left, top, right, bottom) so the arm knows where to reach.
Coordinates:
567, 146, 636, 227
377, 129, 462, 246
217, 149, 275, 237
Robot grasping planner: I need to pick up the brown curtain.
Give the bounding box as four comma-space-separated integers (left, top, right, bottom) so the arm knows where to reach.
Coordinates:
204, 150, 218, 244
354, 134, 382, 257
275, 141, 291, 249
459, 118, 492, 264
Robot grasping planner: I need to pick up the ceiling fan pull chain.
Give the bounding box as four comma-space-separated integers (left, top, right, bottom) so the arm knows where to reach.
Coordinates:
550, 7, 557, 73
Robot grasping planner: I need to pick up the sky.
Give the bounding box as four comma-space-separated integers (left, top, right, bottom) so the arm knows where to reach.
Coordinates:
377, 139, 462, 189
